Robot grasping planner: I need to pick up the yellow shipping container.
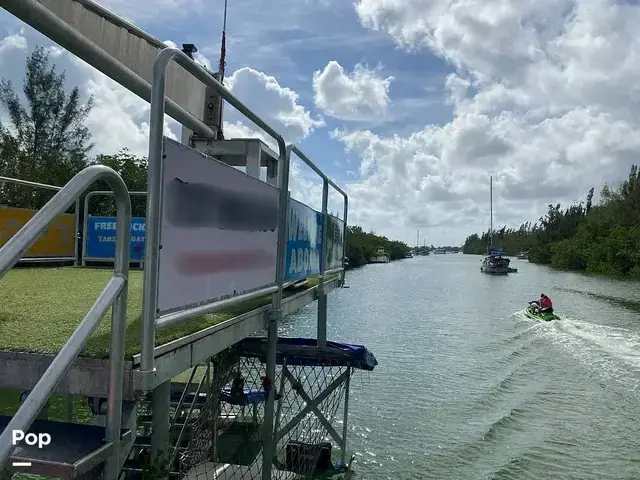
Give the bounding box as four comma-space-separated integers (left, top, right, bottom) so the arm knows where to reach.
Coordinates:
0, 206, 76, 257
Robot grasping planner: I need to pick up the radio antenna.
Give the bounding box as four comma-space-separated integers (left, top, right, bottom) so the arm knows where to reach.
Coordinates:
218, 0, 228, 82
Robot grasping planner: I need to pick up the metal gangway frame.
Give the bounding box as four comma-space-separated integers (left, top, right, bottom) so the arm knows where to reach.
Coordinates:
137, 46, 350, 479
0, 165, 132, 478
0, 1, 351, 478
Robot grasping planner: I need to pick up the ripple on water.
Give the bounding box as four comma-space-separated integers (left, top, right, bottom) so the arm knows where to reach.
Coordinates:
279, 256, 640, 479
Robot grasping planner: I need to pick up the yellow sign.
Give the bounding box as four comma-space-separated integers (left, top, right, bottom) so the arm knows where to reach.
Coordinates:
0, 207, 76, 257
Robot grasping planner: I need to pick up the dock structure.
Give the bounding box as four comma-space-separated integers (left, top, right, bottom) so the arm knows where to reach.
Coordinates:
0, 1, 378, 479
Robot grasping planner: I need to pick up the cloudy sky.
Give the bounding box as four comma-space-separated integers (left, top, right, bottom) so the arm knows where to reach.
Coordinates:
1, 0, 639, 247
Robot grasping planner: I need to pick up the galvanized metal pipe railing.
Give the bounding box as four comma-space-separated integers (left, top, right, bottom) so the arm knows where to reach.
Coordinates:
342, 196, 349, 285
288, 146, 347, 199
0, 175, 81, 265
288, 146, 349, 345
156, 285, 279, 330
0, 165, 131, 479
144, 47, 290, 480
141, 45, 288, 378
260, 145, 292, 479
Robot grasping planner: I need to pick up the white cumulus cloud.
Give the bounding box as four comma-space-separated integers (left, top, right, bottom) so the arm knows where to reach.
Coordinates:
225, 67, 324, 144
337, 0, 640, 245
312, 61, 393, 121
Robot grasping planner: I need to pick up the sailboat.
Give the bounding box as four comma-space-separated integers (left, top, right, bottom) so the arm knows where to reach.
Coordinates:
414, 230, 429, 256
480, 175, 511, 275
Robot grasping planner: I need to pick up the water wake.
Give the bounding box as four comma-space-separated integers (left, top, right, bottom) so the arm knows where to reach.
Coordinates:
535, 316, 640, 392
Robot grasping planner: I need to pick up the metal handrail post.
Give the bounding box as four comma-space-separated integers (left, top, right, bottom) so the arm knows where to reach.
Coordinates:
103, 178, 132, 478
141, 46, 288, 378
341, 196, 349, 285
261, 145, 292, 480
82, 191, 93, 267
317, 179, 329, 347
73, 198, 80, 266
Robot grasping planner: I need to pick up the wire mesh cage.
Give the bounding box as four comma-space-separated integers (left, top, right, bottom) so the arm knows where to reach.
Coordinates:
178, 346, 352, 480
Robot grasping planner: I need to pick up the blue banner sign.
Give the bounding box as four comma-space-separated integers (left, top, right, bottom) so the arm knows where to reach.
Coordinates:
285, 200, 323, 281
85, 216, 146, 261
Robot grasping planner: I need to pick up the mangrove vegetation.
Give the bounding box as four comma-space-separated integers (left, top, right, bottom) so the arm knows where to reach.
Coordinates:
345, 226, 411, 268
463, 165, 640, 277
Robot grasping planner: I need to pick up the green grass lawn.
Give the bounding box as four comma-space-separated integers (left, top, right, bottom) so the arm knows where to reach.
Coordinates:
0, 267, 324, 359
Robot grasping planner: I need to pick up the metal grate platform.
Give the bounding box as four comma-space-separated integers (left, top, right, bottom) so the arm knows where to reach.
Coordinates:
0, 415, 131, 479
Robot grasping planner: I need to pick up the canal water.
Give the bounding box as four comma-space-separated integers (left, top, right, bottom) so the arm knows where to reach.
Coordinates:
280, 254, 640, 479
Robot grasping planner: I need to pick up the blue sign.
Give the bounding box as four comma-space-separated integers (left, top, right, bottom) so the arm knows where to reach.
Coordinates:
85, 216, 146, 261
285, 200, 323, 281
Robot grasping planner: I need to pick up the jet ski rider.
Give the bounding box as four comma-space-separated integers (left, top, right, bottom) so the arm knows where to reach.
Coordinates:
532, 293, 553, 314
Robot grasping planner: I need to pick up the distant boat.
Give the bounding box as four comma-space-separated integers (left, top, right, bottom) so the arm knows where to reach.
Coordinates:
481, 176, 510, 275
481, 249, 511, 275
370, 246, 390, 263
433, 248, 446, 254
517, 252, 528, 260
414, 230, 430, 255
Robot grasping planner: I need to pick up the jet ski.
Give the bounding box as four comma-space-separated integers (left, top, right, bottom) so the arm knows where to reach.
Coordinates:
524, 303, 560, 321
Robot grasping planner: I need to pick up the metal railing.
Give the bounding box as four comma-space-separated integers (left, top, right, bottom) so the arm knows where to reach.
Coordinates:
0, 175, 81, 265
144, 48, 292, 480
140, 47, 350, 480
288, 146, 348, 345
140, 46, 289, 378
0, 165, 132, 479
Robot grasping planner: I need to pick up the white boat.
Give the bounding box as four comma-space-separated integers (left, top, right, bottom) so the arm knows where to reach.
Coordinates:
481, 176, 510, 275
433, 248, 446, 254
481, 249, 510, 274
370, 246, 390, 263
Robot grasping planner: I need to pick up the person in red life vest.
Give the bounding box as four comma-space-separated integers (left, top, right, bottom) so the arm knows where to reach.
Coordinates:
530, 293, 553, 313
537, 293, 553, 313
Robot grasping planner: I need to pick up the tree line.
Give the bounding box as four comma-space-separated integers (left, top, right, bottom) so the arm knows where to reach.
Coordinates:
0, 47, 148, 220
345, 225, 411, 268
463, 165, 640, 277
0, 46, 412, 265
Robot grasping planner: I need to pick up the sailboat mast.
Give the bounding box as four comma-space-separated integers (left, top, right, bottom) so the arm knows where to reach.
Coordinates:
490, 175, 493, 249
417, 229, 420, 249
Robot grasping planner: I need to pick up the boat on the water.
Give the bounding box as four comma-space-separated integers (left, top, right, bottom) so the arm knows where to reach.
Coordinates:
517, 252, 528, 260
369, 246, 390, 263
523, 304, 560, 321
433, 248, 446, 254
481, 249, 511, 274
481, 176, 511, 275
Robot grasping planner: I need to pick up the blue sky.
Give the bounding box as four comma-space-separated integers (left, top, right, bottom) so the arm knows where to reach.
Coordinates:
103, 0, 455, 189
2, 0, 640, 246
